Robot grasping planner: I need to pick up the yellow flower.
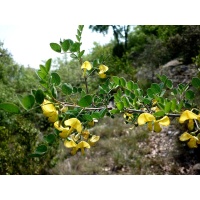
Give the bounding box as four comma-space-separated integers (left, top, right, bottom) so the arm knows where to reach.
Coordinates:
153, 116, 170, 132
81, 61, 92, 76
179, 110, 198, 123
88, 135, 100, 146
54, 118, 82, 138
138, 113, 155, 125
179, 132, 200, 148
64, 118, 82, 133
98, 64, 108, 78
41, 99, 58, 122
64, 140, 90, 155
54, 121, 70, 138
138, 113, 170, 132
81, 130, 90, 140
124, 113, 133, 122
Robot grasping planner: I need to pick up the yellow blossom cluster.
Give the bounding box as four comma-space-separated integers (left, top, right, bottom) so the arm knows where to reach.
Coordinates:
41, 99, 100, 155
81, 61, 109, 78
179, 110, 200, 148
137, 110, 200, 148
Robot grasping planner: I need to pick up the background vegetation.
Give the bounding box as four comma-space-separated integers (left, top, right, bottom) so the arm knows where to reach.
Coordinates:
1, 25, 200, 174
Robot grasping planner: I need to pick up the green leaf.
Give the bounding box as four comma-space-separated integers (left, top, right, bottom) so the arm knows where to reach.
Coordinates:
78, 50, 85, 58
151, 83, 161, 94
186, 90, 195, 100
70, 42, 81, 52
192, 77, 200, 88
0, 103, 20, 114
78, 95, 93, 107
70, 53, 78, 59
122, 96, 130, 107
154, 110, 165, 117
158, 74, 167, 83
83, 114, 93, 121
62, 83, 73, 95
51, 72, 61, 86
76, 35, 80, 42
35, 144, 48, 155
79, 25, 84, 31
143, 98, 151, 105
35, 89, 45, 104
116, 102, 124, 111
40, 65, 47, 74
110, 109, 120, 115
51, 86, 57, 98
99, 108, 107, 118
36, 70, 47, 80
112, 76, 120, 86
164, 101, 172, 113
61, 40, 70, 52
45, 58, 52, 72
171, 99, 177, 112
126, 81, 134, 90
44, 134, 56, 145
50, 43, 61, 53
147, 88, 154, 98
166, 79, 173, 89
119, 77, 126, 87
91, 112, 101, 119
18, 95, 35, 110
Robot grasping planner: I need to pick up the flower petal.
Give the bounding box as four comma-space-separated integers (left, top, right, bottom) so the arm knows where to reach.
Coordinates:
81, 61, 92, 70
188, 119, 194, 131
179, 110, 198, 123
187, 137, 198, 148
154, 122, 162, 132
179, 132, 192, 141
99, 64, 108, 73
64, 140, 77, 148
99, 73, 106, 79
138, 113, 155, 125
64, 118, 82, 133
157, 116, 170, 126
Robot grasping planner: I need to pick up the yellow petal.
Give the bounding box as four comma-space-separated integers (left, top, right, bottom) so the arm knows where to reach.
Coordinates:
41, 99, 57, 114
179, 132, 192, 141
138, 113, 155, 125
157, 116, 170, 126
64, 118, 82, 133
188, 119, 194, 131
48, 112, 58, 122
179, 110, 198, 123
99, 73, 106, 78
187, 137, 198, 148
76, 141, 90, 149
54, 121, 63, 131
76, 141, 90, 155
81, 130, 90, 140
64, 140, 77, 148
147, 122, 153, 131
81, 61, 92, 70
99, 64, 108, 74
154, 122, 162, 132
88, 135, 100, 146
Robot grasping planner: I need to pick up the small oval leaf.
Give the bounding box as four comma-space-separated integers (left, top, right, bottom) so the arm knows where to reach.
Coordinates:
0, 103, 20, 114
